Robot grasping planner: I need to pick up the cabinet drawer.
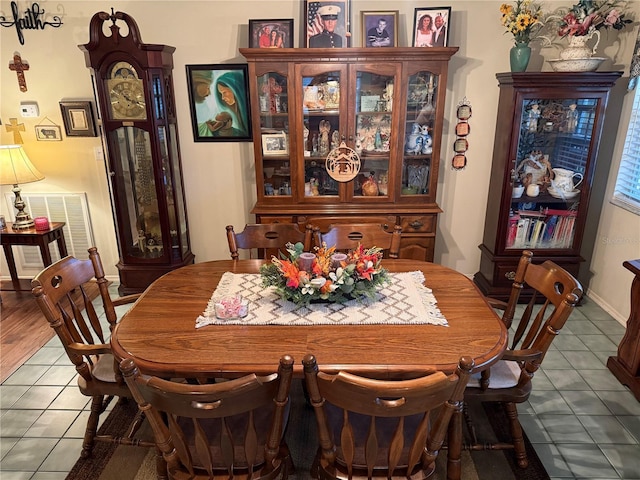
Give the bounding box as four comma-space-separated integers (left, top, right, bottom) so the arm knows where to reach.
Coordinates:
496, 263, 520, 288
399, 216, 435, 233
301, 216, 397, 232
259, 216, 295, 224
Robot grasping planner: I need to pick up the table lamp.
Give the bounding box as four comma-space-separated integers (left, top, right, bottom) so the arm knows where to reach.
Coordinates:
0, 145, 45, 230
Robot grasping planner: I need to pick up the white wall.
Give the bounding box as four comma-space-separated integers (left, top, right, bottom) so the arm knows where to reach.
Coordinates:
1, 0, 638, 322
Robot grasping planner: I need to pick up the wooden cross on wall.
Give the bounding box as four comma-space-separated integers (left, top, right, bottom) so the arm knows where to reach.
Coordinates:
9, 54, 29, 92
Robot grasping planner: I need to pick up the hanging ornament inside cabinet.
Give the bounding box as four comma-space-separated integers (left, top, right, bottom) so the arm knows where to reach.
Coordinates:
325, 141, 361, 182
452, 97, 472, 170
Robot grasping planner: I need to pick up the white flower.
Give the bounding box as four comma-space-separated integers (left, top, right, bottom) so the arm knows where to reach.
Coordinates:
310, 277, 327, 289
329, 267, 346, 284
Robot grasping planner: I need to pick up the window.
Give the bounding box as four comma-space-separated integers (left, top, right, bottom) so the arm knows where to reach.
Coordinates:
612, 87, 640, 215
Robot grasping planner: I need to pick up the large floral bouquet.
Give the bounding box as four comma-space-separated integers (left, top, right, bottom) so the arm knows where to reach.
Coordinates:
556, 0, 632, 37
500, 0, 545, 45
260, 242, 389, 306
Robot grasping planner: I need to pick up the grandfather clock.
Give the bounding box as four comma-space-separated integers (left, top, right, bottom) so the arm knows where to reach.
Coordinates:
79, 10, 194, 294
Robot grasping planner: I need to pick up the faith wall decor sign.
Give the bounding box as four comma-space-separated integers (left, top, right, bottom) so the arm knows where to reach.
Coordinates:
0, 1, 63, 45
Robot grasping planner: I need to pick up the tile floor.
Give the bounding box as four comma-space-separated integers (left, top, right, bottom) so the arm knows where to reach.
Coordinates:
1, 293, 640, 479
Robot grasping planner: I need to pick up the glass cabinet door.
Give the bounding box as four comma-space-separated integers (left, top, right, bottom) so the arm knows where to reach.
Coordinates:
505, 97, 597, 250
402, 71, 438, 196
299, 66, 345, 199
353, 69, 393, 198
257, 71, 291, 197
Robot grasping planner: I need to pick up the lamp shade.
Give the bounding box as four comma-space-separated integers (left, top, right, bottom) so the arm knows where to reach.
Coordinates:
0, 145, 45, 186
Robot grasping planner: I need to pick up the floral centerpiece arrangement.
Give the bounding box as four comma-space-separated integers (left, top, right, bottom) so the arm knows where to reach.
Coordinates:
556, 0, 632, 37
260, 242, 389, 306
500, 0, 545, 45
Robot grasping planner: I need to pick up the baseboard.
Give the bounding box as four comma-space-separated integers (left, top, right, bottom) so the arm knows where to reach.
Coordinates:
585, 288, 627, 325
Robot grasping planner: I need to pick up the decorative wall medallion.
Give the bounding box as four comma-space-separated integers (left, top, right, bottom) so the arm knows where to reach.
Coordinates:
325, 141, 361, 182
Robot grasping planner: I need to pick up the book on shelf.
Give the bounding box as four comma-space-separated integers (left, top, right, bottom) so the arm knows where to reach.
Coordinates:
508, 212, 576, 249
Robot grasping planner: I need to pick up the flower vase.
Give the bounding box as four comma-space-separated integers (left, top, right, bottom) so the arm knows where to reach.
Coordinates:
510, 43, 531, 72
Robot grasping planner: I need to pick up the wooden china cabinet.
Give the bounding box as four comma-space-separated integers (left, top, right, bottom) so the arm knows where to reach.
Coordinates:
240, 47, 457, 261
474, 72, 621, 300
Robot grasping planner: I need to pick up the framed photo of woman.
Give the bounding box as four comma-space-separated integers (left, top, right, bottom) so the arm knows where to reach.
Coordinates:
361, 11, 398, 47
248, 19, 294, 48
412, 7, 451, 47
185, 64, 252, 142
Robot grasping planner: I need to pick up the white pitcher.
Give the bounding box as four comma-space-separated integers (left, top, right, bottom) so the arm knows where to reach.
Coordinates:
552, 168, 583, 192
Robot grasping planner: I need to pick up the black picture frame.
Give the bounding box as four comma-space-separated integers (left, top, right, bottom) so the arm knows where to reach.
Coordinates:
249, 19, 294, 48
59, 101, 97, 137
412, 6, 451, 47
361, 11, 398, 47
185, 64, 252, 142
304, 0, 351, 48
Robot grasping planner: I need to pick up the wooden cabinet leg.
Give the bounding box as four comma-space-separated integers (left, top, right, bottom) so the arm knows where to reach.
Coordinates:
607, 259, 640, 401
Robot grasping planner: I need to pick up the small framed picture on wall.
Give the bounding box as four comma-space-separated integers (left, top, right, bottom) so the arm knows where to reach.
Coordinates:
59, 101, 97, 137
361, 11, 398, 47
305, 0, 350, 48
249, 19, 294, 48
412, 7, 451, 47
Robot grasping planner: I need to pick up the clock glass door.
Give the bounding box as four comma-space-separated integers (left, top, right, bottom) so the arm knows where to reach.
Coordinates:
109, 126, 164, 260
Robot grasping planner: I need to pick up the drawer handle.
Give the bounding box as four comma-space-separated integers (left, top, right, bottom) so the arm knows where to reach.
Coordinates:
505, 271, 516, 281
409, 220, 424, 229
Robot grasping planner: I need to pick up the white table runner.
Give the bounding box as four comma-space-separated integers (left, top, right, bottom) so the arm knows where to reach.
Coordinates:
196, 271, 448, 327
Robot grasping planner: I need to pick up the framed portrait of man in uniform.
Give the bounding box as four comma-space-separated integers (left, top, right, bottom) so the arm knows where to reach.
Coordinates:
305, 0, 350, 48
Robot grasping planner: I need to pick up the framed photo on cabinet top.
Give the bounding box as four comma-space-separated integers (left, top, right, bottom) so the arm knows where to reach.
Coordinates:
305, 0, 350, 48
249, 19, 294, 48
186, 64, 252, 142
361, 11, 398, 47
412, 6, 450, 47
59, 101, 97, 137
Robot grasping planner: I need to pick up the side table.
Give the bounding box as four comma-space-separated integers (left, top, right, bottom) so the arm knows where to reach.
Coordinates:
607, 259, 640, 401
1, 222, 68, 291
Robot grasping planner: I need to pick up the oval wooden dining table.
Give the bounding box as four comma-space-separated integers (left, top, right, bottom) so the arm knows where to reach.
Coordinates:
110, 258, 507, 480
111, 259, 506, 377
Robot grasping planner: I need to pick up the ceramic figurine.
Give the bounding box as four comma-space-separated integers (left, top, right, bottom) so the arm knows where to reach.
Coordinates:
405, 134, 423, 155
420, 125, 432, 154
355, 135, 363, 154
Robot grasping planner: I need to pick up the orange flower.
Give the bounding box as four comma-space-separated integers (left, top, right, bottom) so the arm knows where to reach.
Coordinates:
277, 259, 301, 288
320, 279, 333, 294
298, 270, 310, 286
311, 260, 324, 276
356, 260, 376, 281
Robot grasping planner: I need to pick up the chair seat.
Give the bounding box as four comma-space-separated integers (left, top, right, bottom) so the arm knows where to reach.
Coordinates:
467, 360, 521, 389
77, 354, 130, 397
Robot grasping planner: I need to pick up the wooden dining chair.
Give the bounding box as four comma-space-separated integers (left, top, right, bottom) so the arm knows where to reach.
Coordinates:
465, 250, 583, 468
120, 354, 295, 480
226, 223, 314, 259
30, 247, 154, 458
303, 354, 473, 479
314, 223, 402, 258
